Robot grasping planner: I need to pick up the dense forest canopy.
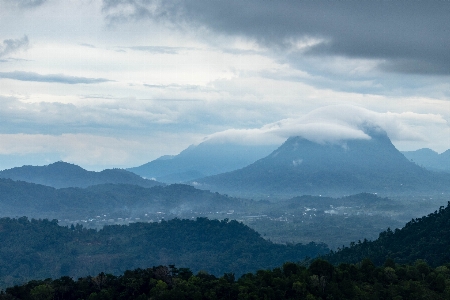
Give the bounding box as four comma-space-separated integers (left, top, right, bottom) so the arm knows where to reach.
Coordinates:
0, 217, 328, 289
3, 259, 450, 299
325, 201, 450, 266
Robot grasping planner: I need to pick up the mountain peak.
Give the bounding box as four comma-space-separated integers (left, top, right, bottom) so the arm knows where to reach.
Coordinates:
45, 161, 86, 173
127, 142, 277, 183
196, 133, 448, 197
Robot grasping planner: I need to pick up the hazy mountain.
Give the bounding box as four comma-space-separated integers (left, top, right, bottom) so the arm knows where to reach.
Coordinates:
127, 142, 277, 183
0, 179, 241, 220
402, 148, 450, 173
195, 128, 450, 197
0, 161, 163, 188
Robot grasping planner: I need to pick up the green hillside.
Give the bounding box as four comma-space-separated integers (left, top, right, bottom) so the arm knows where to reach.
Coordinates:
324, 201, 450, 266
0, 217, 328, 289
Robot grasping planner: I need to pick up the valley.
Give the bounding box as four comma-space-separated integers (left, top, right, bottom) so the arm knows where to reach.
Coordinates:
0, 128, 449, 295
3, 2, 450, 297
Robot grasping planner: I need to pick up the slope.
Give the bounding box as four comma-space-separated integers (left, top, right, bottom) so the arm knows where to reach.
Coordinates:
127, 142, 277, 183
0, 217, 329, 288
325, 201, 450, 266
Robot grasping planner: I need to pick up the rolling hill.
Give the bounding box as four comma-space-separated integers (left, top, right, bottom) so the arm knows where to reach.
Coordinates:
0, 179, 241, 220
0, 161, 163, 188
0, 217, 328, 288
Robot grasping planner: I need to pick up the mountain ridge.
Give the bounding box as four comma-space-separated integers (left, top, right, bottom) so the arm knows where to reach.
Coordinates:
402, 148, 450, 173
0, 161, 163, 189
0, 178, 241, 220
127, 142, 277, 183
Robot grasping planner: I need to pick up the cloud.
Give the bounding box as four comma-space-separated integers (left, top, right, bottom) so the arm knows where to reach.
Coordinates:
0, 95, 196, 135
128, 46, 183, 54
79, 43, 96, 48
0, 71, 112, 84
0, 133, 146, 167
2, 0, 48, 8
102, 0, 450, 75
204, 105, 448, 146
0, 36, 29, 58
0, 132, 201, 171
17, 0, 47, 7
201, 128, 284, 146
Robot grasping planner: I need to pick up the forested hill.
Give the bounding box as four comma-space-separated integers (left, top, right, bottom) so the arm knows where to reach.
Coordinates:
0, 179, 241, 220
0, 217, 328, 289
325, 201, 450, 266
0, 161, 163, 188
4, 259, 450, 299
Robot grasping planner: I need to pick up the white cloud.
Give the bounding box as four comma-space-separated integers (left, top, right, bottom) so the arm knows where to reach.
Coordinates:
204, 105, 449, 150
0, 0, 449, 170
0, 132, 201, 170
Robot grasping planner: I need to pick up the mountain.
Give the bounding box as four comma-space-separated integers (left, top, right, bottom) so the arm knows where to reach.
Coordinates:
325, 201, 450, 267
402, 148, 450, 173
195, 128, 450, 197
0, 161, 163, 188
127, 142, 277, 183
0, 179, 241, 220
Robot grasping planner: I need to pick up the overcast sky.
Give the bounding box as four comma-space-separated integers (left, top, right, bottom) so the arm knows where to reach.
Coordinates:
0, 0, 449, 170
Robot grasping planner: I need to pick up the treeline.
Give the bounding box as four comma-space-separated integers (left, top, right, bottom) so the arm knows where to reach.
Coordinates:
3, 259, 450, 299
324, 201, 450, 266
0, 217, 328, 288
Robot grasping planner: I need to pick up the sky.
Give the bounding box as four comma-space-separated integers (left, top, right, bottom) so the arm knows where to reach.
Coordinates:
0, 0, 449, 170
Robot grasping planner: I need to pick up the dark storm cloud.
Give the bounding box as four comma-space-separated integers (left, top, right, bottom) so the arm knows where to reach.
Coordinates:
0, 71, 112, 84
102, 0, 450, 75
0, 36, 29, 58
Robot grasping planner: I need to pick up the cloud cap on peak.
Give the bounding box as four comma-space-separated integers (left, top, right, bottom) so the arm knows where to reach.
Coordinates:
204, 105, 446, 147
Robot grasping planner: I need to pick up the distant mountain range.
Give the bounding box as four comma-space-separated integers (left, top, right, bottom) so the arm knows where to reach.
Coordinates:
195, 128, 450, 197
402, 148, 450, 173
0, 161, 163, 188
127, 142, 277, 183
2, 133, 449, 198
